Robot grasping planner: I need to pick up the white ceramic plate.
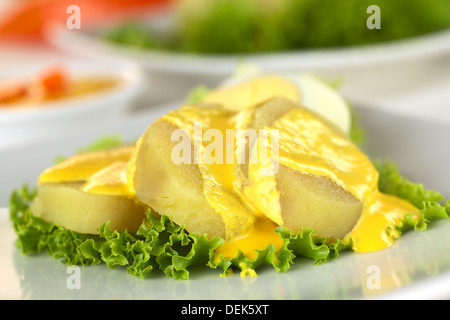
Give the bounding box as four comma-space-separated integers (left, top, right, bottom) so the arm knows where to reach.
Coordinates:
0, 103, 449, 300
0, 57, 144, 150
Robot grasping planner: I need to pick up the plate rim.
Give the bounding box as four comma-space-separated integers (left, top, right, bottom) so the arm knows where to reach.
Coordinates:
46, 23, 450, 75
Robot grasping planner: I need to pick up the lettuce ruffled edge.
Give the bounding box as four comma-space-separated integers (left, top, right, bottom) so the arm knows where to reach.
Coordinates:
8, 160, 450, 280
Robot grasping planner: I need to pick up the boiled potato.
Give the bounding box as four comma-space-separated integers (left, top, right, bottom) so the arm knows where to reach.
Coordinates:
32, 182, 148, 234
132, 105, 258, 240
81, 161, 133, 196
274, 166, 363, 240
132, 117, 226, 238
38, 145, 135, 184
237, 97, 373, 240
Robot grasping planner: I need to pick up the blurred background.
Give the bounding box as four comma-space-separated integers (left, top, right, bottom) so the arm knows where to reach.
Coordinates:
1, 0, 450, 140
0, 0, 449, 203
0, 0, 450, 300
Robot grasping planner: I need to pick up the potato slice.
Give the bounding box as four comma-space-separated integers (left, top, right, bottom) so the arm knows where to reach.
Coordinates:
203, 75, 300, 112
81, 161, 133, 196
38, 145, 135, 184
275, 166, 362, 239
133, 117, 225, 238
236, 97, 377, 240
32, 182, 148, 234
132, 104, 258, 240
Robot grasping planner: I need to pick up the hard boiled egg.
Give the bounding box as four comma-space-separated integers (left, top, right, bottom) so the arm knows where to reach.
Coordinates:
203, 63, 351, 134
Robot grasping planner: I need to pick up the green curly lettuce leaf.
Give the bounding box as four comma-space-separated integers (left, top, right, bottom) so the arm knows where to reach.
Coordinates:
348, 105, 365, 145
74, 134, 125, 154
53, 134, 126, 164
276, 227, 353, 264
9, 189, 223, 280
208, 226, 353, 277
211, 245, 281, 277
375, 161, 449, 235
215, 160, 449, 276
375, 160, 445, 208
185, 84, 210, 104
8, 158, 449, 279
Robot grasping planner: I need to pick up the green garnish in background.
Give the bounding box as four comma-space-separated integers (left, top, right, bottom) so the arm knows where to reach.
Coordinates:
104, 0, 450, 54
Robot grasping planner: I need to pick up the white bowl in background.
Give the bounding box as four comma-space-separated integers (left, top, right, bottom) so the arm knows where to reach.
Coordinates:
0, 57, 144, 149
45, 23, 450, 106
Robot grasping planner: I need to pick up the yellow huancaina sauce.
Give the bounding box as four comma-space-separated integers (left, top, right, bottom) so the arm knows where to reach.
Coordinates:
37, 76, 419, 261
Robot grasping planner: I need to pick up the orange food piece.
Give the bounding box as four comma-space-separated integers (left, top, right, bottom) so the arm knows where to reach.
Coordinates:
38, 66, 68, 96
0, 66, 68, 105
0, 80, 27, 104
0, 0, 172, 40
